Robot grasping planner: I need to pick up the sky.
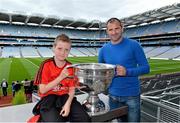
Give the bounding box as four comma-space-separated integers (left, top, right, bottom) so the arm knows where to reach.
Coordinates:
0, 0, 179, 22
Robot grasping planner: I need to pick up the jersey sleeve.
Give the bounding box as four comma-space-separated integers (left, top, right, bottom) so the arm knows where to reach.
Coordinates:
34, 62, 50, 85
41, 63, 50, 84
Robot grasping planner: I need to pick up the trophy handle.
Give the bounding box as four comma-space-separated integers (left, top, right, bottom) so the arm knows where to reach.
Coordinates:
65, 65, 76, 78
114, 65, 117, 77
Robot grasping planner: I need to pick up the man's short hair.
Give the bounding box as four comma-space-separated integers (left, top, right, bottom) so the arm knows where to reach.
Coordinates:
106, 17, 122, 27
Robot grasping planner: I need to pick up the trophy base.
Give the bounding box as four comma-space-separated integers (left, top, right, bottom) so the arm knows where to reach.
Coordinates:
82, 93, 109, 116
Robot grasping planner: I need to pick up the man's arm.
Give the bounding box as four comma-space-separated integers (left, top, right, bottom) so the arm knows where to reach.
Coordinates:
126, 42, 150, 76
98, 47, 105, 63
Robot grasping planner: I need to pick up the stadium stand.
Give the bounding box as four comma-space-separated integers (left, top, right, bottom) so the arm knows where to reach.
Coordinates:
145, 46, 171, 58
0, 3, 179, 59
76, 47, 96, 56
1, 46, 21, 58
0, 16, 179, 59
37, 47, 53, 57
70, 48, 87, 57
21, 47, 40, 57
140, 72, 180, 122
155, 46, 180, 59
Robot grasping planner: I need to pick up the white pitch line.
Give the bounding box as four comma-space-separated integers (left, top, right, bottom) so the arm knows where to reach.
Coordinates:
24, 58, 39, 68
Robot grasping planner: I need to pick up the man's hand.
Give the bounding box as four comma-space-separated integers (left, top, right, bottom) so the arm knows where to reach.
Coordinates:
116, 65, 126, 76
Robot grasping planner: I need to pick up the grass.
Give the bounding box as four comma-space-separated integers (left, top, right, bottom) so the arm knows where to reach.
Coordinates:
148, 59, 180, 75
0, 56, 180, 94
12, 90, 27, 105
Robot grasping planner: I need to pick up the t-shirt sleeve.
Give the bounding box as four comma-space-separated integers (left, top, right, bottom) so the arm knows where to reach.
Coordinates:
34, 62, 50, 85
98, 47, 105, 63
41, 64, 50, 84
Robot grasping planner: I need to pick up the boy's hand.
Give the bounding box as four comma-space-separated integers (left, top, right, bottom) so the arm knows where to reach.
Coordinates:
60, 102, 70, 117
60, 68, 69, 80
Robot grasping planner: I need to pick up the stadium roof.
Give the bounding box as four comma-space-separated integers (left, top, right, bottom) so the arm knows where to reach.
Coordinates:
121, 3, 180, 27
0, 3, 179, 30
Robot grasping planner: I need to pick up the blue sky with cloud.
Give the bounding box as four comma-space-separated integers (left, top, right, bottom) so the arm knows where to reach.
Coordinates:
0, 0, 179, 22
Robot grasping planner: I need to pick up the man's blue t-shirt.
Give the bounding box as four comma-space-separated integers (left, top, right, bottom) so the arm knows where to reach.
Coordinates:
98, 38, 150, 96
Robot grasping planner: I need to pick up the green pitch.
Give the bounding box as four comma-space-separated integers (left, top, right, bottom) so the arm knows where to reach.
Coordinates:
0, 57, 180, 94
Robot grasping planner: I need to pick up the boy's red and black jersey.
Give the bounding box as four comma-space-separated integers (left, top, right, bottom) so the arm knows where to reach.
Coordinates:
34, 57, 77, 98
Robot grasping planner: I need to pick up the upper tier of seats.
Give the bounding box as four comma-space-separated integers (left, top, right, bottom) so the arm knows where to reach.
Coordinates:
0, 19, 179, 39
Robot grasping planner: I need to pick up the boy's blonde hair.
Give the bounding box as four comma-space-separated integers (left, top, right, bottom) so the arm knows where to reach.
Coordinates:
53, 34, 71, 47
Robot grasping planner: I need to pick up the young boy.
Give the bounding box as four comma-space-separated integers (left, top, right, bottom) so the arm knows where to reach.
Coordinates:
31, 34, 90, 122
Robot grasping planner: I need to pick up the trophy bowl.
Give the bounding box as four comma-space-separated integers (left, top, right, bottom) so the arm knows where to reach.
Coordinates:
67, 63, 115, 116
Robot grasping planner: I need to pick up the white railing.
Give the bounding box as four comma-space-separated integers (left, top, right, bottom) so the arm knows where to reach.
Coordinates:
141, 93, 180, 122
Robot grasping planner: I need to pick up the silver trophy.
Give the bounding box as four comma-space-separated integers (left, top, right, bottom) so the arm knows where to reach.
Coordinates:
67, 63, 115, 116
